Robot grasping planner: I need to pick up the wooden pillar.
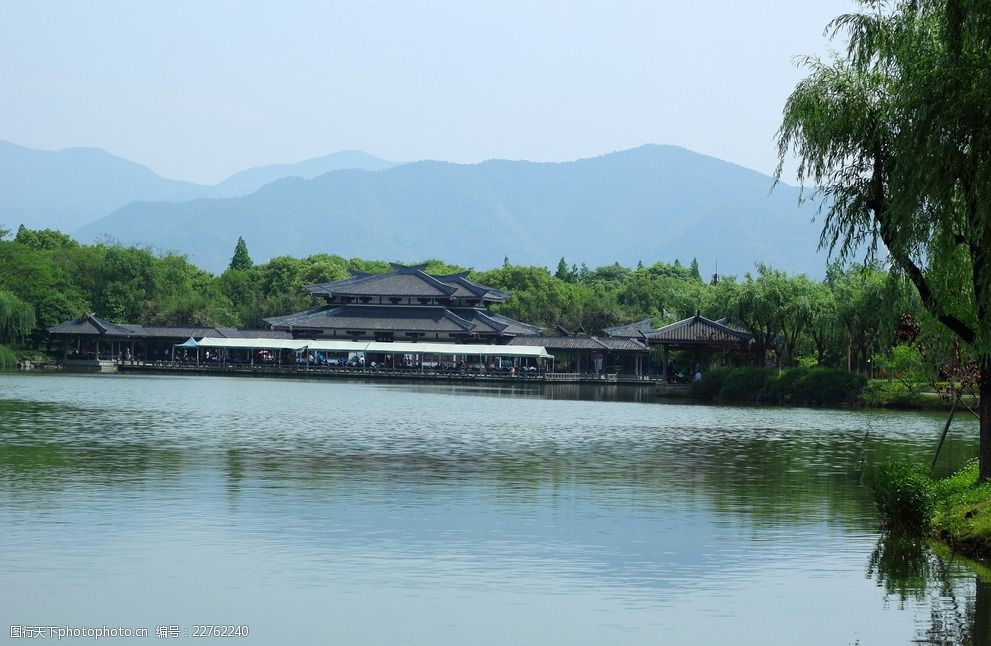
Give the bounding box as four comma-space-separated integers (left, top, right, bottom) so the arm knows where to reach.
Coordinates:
662, 345, 670, 382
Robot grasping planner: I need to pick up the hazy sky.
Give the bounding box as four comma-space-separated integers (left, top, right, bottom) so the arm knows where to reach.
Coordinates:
1, 0, 855, 184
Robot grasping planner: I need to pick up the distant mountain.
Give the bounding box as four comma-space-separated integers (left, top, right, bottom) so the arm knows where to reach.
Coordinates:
211, 150, 397, 198
0, 140, 208, 232
0, 141, 395, 232
76, 145, 828, 277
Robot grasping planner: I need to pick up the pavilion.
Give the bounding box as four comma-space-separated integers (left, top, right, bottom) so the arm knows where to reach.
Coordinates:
507, 335, 650, 376
604, 314, 753, 380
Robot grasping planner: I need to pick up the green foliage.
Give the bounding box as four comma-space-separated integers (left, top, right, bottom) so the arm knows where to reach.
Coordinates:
0, 344, 17, 370
711, 367, 776, 402
97, 246, 156, 322
873, 343, 927, 395
15, 225, 79, 250
693, 367, 867, 405
931, 459, 991, 558
228, 236, 253, 271
0, 291, 35, 346
772, 367, 866, 405
0, 222, 963, 376
777, 0, 991, 478
872, 459, 937, 534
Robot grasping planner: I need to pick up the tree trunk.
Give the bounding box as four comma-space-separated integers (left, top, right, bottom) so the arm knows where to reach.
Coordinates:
980, 354, 990, 483
975, 576, 990, 646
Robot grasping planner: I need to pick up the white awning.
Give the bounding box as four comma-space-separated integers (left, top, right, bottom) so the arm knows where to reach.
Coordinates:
364, 341, 552, 359
195, 337, 310, 351
192, 337, 552, 359
303, 340, 373, 353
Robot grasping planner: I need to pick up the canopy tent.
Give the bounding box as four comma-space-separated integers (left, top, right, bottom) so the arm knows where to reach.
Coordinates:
174, 337, 199, 348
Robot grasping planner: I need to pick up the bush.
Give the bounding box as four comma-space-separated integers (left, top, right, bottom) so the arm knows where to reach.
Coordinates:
790, 368, 865, 404
872, 459, 937, 534
692, 366, 867, 406
689, 367, 726, 399
718, 367, 775, 401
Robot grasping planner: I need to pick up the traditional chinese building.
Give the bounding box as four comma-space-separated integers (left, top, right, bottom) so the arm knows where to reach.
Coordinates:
265, 263, 543, 343
604, 313, 753, 379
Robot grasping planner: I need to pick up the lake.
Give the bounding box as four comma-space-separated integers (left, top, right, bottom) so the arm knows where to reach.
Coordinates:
0, 373, 987, 645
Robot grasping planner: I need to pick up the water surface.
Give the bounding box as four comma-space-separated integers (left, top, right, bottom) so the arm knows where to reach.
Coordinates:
0, 374, 987, 645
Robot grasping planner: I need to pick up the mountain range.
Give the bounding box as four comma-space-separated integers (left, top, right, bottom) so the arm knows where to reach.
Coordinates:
0, 140, 395, 232
2, 141, 827, 277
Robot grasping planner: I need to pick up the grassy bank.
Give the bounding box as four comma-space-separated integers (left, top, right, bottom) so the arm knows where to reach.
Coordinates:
690, 366, 975, 412
932, 460, 991, 562
861, 380, 979, 411
874, 459, 991, 563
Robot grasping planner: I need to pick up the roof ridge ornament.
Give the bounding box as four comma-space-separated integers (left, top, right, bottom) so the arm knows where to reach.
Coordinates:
389, 262, 429, 272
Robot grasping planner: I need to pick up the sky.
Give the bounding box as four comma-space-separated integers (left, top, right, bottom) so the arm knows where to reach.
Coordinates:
0, 0, 856, 185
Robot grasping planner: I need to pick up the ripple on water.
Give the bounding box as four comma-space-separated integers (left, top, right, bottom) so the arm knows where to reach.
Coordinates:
0, 374, 983, 646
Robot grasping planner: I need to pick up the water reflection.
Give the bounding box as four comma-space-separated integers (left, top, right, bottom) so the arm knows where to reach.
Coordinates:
868, 536, 990, 645
0, 374, 987, 645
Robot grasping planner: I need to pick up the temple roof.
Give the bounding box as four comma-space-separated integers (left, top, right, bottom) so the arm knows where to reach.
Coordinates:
266, 304, 542, 336
304, 264, 509, 302
507, 335, 648, 352
448, 308, 544, 336
48, 314, 291, 340
48, 313, 144, 337
604, 314, 752, 345
269, 305, 476, 333
600, 317, 663, 338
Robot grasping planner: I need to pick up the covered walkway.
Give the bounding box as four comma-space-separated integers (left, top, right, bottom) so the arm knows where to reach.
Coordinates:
174, 337, 554, 374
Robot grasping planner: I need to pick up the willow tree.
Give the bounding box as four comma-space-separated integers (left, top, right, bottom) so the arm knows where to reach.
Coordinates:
0, 291, 35, 346
776, 0, 991, 480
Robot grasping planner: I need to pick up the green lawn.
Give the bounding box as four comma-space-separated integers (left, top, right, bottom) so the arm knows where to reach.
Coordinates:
933, 460, 991, 562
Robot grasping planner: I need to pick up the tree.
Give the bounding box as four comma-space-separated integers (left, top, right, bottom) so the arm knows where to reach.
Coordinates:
689, 258, 702, 282
229, 236, 253, 271
0, 291, 35, 346
776, 0, 991, 479
15, 226, 79, 250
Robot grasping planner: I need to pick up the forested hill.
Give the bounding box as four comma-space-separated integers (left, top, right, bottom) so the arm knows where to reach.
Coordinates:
76, 145, 827, 276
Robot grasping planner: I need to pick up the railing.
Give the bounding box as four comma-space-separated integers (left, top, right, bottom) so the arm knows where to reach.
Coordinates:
118, 362, 667, 385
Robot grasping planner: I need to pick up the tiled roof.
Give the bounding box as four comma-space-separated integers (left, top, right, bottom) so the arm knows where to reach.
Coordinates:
434, 273, 511, 300
304, 264, 508, 302
266, 303, 542, 337
507, 335, 647, 352
604, 314, 751, 345
48, 316, 293, 341
267, 305, 477, 333
602, 318, 663, 338
644, 315, 752, 344
481, 312, 545, 336
216, 328, 293, 339
48, 314, 147, 337
142, 326, 224, 339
